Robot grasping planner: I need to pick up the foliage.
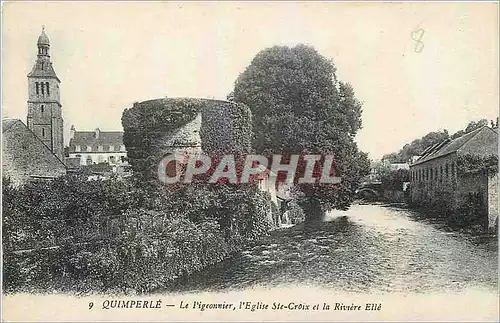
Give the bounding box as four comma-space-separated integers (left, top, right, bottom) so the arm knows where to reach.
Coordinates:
456, 154, 498, 175
200, 101, 253, 156
382, 130, 449, 163
3, 215, 233, 294
121, 98, 204, 180
285, 200, 306, 224
122, 98, 254, 182
383, 118, 496, 163
2, 172, 275, 294
380, 169, 410, 191
231, 44, 370, 217
451, 193, 487, 229
2, 175, 146, 251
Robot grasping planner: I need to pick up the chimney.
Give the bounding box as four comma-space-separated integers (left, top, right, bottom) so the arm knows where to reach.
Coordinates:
70, 125, 76, 139
95, 128, 100, 139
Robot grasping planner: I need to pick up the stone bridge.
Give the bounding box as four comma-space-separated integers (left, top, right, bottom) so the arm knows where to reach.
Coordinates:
355, 181, 383, 200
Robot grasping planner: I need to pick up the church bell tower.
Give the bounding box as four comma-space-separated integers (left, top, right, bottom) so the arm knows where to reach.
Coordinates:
27, 27, 64, 161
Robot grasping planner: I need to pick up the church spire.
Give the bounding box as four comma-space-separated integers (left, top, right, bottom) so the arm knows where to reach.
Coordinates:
37, 26, 50, 57
27, 27, 64, 161
28, 27, 59, 82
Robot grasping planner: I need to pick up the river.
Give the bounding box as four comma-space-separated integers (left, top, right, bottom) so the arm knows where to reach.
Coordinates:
174, 203, 498, 294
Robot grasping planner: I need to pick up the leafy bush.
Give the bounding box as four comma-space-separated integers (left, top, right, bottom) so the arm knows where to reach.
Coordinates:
200, 101, 252, 156
122, 98, 204, 180
5, 94, 273, 294
457, 154, 498, 175
286, 201, 306, 224
3, 215, 234, 294
452, 193, 487, 229
380, 169, 410, 191
2, 174, 274, 294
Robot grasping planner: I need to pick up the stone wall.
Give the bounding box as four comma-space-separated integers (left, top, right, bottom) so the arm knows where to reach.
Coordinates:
410, 151, 498, 230
487, 173, 499, 231
409, 153, 459, 209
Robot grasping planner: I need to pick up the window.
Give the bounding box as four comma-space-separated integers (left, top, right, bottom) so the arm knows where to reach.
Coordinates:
109, 145, 115, 152
36, 82, 39, 95
452, 163, 456, 178
41, 82, 44, 95
41, 105, 44, 114
440, 165, 443, 180
46, 82, 50, 96
41, 128, 45, 137
430, 168, 433, 180
98, 145, 104, 152
86, 146, 92, 152
445, 164, 449, 178
75, 145, 81, 152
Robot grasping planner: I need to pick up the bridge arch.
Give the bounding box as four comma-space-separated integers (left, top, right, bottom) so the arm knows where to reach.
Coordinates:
356, 187, 380, 200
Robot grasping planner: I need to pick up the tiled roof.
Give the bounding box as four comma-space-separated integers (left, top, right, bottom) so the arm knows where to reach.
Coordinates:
38, 29, 50, 46
27, 59, 59, 81
2, 119, 21, 133
69, 131, 125, 152
2, 118, 67, 168
411, 126, 487, 165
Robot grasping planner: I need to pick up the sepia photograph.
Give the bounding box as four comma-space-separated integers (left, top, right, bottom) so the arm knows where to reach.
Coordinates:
1, 1, 499, 322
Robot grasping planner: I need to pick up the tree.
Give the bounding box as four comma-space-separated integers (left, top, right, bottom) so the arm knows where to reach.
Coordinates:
231, 45, 370, 221
464, 119, 488, 133
380, 169, 410, 191
383, 118, 495, 164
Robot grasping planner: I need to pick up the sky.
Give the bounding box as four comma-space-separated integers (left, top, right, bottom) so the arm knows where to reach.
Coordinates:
2, 2, 498, 160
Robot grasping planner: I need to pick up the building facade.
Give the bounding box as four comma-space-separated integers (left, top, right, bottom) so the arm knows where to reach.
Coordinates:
409, 126, 498, 231
68, 126, 129, 171
26, 27, 64, 161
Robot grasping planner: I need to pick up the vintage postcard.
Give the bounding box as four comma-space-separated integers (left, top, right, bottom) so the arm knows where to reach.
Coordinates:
1, 1, 499, 322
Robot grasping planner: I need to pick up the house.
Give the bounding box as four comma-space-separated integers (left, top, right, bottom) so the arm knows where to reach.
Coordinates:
67, 126, 130, 175
388, 163, 410, 171
409, 126, 498, 231
2, 119, 67, 186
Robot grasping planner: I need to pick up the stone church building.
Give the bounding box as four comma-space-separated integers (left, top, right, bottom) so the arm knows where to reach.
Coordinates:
2, 28, 67, 185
